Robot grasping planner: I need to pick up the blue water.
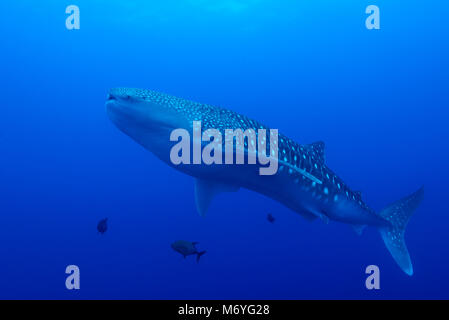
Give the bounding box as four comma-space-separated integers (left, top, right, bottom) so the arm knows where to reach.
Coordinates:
1, 1, 448, 299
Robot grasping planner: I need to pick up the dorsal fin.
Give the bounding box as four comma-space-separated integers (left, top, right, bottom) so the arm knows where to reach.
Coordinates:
307, 141, 325, 164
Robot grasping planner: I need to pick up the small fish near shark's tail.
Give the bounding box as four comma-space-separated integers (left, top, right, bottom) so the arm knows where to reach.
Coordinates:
196, 251, 206, 263
377, 186, 424, 276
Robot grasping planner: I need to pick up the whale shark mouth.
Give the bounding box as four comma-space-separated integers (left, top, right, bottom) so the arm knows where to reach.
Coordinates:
107, 94, 117, 102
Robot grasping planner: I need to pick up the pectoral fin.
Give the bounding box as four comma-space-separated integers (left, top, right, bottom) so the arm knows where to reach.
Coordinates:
194, 178, 240, 216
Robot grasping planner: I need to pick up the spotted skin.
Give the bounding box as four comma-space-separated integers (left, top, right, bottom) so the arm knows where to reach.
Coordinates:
108, 88, 374, 222
106, 88, 423, 275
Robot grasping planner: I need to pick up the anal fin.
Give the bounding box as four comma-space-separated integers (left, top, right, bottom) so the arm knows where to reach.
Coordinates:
308, 209, 330, 224
318, 212, 330, 224
352, 224, 366, 235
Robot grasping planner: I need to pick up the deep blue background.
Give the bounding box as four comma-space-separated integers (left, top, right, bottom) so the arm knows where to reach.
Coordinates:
0, 1, 448, 299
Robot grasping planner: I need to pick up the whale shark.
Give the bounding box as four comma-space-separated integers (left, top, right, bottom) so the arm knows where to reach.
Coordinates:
106, 87, 423, 276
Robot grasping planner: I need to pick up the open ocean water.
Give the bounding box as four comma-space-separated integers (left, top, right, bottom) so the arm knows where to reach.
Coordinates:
0, 1, 448, 299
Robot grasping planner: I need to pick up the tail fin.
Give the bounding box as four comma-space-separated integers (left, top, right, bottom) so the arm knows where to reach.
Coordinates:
196, 251, 206, 263
378, 186, 424, 276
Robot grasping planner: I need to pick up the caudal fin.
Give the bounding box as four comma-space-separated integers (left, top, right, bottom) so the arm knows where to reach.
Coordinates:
378, 186, 424, 276
196, 251, 206, 263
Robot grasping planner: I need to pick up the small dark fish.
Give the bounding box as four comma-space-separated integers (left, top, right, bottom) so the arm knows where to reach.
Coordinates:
97, 218, 108, 234
267, 214, 275, 223
171, 240, 206, 263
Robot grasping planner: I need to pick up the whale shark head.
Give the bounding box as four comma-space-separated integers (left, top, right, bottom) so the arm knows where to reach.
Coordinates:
106, 88, 191, 159
106, 88, 189, 134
